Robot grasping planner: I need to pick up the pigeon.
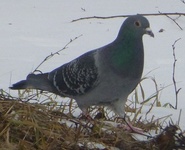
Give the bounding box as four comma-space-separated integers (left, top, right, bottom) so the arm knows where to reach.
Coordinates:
10, 14, 154, 132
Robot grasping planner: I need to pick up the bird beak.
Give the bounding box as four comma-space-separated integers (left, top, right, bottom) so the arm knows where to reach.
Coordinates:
145, 28, 154, 37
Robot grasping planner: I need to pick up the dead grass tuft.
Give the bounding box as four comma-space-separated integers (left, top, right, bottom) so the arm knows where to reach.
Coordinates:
0, 91, 184, 150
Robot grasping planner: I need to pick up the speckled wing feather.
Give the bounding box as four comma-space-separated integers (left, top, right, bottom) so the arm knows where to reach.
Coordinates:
49, 51, 98, 97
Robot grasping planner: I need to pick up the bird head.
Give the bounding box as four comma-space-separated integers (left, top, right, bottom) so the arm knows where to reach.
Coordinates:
117, 14, 154, 40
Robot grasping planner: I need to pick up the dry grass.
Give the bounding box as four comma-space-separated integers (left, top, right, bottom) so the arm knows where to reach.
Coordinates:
0, 90, 184, 150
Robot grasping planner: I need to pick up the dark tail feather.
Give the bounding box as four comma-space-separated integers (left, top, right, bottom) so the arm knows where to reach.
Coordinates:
10, 80, 28, 89
10, 73, 57, 94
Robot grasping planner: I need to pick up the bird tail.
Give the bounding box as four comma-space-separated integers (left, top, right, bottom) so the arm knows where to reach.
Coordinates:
10, 73, 55, 93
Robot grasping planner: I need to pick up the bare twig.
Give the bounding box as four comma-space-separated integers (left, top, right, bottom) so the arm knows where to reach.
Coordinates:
172, 38, 182, 109
159, 11, 183, 30
177, 109, 182, 126
71, 12, 185, 22
181, 0, 185, 4
33, 34, 82, 73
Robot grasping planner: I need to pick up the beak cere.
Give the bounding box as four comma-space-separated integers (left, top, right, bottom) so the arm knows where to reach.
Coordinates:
145, 27, 154, 37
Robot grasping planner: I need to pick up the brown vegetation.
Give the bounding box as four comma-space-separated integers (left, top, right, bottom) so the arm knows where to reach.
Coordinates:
0, 91, 184, 150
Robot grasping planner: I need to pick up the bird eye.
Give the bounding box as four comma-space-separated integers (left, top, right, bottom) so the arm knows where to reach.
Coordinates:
134, 21, 141, 27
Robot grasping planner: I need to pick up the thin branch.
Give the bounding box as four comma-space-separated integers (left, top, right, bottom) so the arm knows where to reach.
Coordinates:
181, 0, 185, 4
177, 109, 182, 126
172, 38, 182, 109
71, 12, 185, 22
159, 11, 183, 30
33, 34, 83, 73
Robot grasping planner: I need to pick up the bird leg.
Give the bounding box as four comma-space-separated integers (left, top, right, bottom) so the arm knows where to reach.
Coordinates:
118, 116, 143, 134
79, 108, 93, 121
124, 117, 143, 133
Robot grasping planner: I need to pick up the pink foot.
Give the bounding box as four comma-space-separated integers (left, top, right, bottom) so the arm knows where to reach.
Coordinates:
118, 122, 143, 134
79, 112, 92, 120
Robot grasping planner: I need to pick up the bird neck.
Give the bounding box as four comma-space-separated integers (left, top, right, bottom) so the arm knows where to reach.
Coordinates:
110, 37, 144, 78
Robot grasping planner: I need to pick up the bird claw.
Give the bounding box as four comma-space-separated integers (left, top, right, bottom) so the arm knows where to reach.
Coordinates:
79, 112, 93, 121
118, 123, 143, 134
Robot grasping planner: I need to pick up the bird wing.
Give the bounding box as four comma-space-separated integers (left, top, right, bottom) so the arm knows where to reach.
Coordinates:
49, 51, 99, 97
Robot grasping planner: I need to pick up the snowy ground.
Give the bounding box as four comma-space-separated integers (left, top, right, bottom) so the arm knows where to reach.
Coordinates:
0, 0, 185, 131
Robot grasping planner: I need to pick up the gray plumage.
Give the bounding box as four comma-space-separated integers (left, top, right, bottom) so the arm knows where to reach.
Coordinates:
10, 14, 154, 118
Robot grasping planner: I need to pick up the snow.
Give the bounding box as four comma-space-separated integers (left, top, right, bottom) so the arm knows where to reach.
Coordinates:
0, 0, 185, 133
